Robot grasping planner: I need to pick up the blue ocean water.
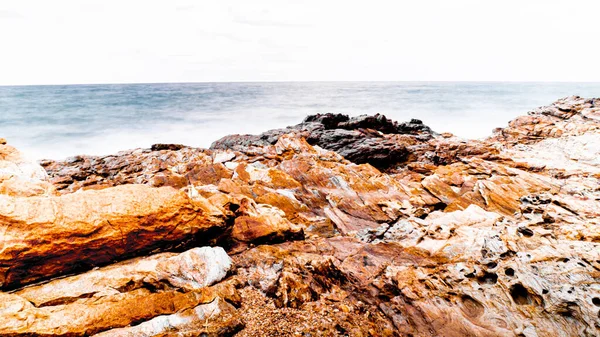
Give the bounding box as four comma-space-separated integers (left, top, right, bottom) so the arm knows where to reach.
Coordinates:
1, 82, 599, 160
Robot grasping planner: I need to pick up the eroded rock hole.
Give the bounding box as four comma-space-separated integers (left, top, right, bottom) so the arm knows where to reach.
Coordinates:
461, 295, 485, 318
477, 272, 498, 285
517, 227, 534, 237
557, 302, 579, 318
510, 284, 532, 305
505, 268, 515, 277
228, 203, 241, 213
499, 250, 516, 259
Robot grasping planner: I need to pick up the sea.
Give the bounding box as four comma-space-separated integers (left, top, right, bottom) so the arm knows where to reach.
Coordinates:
1, 82, 599, 161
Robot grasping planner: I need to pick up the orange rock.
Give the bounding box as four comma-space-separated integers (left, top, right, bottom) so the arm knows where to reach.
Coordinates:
0, 184, 228, 289
94, 298, 243, 337
0, 143, 54, 197
422, 158, 555, 216
0, 247, 236, 336
231, 198, 303, 243
491, 96, 600, 145
3, 98, 599, 336
0, 174, 55, 197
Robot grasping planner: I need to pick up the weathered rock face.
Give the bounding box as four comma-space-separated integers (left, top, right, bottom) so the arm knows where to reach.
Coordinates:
0, 142, 48, 182
0, 184, 229, 290
1, 97, 600, 336
419, 158, 557, 215
0, 247, 239, 336
491, 96, 600, 145
40, 146, 226, 193
210, 113, 436, 170
0, 141, 55, 197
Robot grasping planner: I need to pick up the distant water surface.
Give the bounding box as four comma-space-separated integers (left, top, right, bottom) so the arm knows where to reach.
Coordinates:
0, 82, 599, 160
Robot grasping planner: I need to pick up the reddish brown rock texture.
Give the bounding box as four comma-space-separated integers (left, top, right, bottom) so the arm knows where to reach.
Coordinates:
1, 96, 599, 336
0, 184, 231, 290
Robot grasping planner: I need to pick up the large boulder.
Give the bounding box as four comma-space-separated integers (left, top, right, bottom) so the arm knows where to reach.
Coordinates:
0, 184, 229, 289
0, 247, 239, 336
0, 140, 55, 197
211, 113, 436, 170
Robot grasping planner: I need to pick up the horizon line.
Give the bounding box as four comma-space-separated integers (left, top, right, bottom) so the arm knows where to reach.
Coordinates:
2, 79, 600, 88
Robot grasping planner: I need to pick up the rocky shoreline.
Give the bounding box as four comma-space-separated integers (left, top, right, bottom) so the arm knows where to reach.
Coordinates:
1, 96, 599, 336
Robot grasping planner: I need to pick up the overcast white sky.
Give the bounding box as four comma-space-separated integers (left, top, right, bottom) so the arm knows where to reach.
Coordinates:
0, 0, 598, 85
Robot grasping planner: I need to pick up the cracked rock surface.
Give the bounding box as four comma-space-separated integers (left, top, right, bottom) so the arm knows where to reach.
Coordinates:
1, 96, 599, 336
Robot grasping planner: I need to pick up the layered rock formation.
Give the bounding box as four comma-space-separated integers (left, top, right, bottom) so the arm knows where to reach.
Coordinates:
1, 96, 599, 336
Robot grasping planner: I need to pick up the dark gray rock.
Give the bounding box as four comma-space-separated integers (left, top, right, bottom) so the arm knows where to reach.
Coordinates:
210, 113, 436, 169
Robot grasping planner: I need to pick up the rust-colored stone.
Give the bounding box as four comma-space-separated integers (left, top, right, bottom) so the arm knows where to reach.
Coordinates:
0, 184, 228, 289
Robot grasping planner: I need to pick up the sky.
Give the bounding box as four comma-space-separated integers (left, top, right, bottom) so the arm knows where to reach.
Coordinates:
0, 0, 599, 85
